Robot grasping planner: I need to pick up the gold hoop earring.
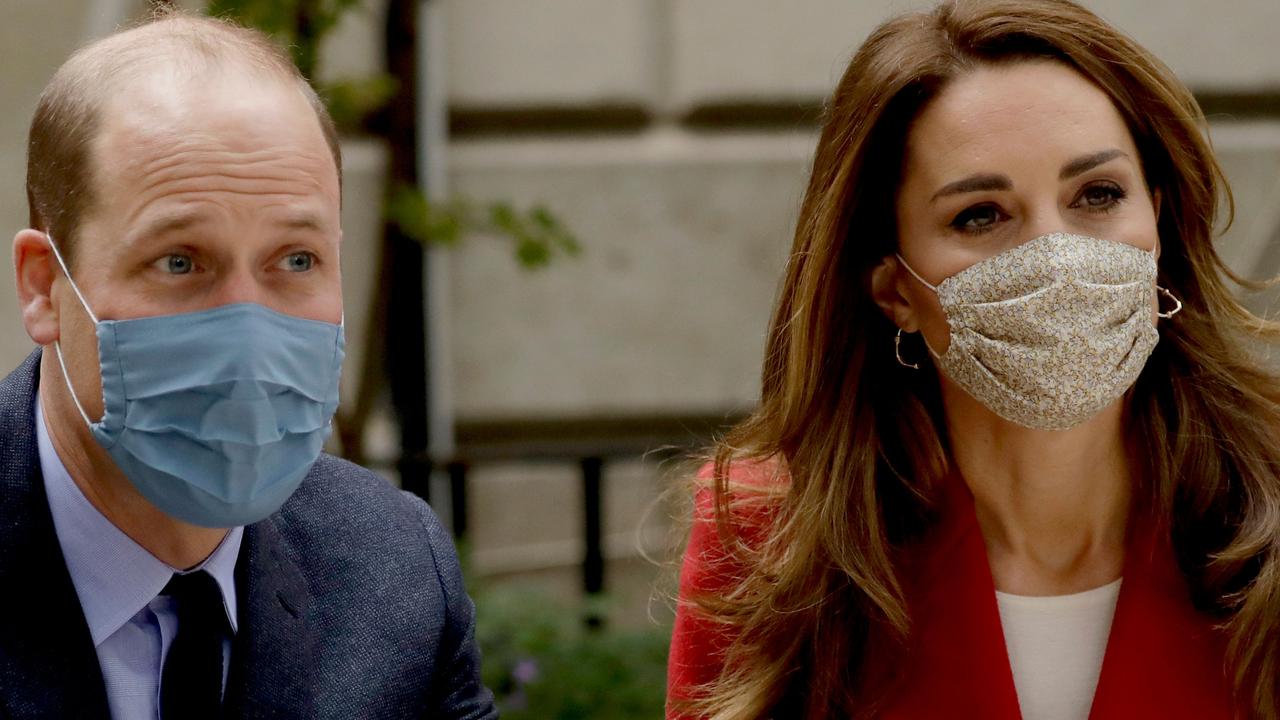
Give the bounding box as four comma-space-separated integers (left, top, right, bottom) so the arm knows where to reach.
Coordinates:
895, 328, 920, 370
1157, 285, 1182, 319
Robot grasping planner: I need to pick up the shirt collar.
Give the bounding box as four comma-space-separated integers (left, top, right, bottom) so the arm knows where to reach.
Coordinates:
37, 393, 242, 646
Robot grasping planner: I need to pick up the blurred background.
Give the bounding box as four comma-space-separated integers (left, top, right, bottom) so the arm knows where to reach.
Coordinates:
2, 1, 1279, 717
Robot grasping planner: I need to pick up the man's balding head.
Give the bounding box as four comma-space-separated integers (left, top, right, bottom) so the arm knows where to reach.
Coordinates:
26, 11, 341, 266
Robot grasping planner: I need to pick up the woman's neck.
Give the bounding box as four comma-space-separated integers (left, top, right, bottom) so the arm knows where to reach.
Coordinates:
942, 380, 1132, 596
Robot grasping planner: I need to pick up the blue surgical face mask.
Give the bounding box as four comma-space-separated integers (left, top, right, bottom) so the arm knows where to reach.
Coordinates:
46, 234, 345, 528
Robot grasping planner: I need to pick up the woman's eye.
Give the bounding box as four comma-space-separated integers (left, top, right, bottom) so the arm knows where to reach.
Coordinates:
951, 204, 1005, 234
156, 254, 193, 275
280, 252, 316, 272
1075, 182, 1127, 212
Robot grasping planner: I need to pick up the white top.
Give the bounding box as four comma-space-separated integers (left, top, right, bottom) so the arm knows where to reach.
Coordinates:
996, 579, 1122, 720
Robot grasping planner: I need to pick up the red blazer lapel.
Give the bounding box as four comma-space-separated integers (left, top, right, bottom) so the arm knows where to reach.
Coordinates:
874, 475, 1234, 719
1088, 511, 1232, 718
871, 476, 1022, 719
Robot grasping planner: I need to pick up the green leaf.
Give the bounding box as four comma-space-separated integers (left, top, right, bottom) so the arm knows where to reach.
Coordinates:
206, 0, 357, 80
516, 238, 552, 269
321, 74, 398, 131
483, 201, 581, 269
488, 202, 523, 236
207, 0, 300, 41
530, 204, 582, 256
385, 185, 463, 247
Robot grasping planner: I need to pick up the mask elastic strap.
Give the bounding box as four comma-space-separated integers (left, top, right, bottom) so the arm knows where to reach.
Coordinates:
53, 340, 93, 427
920, 335, 943, 359
45, 233, 98, 427
895, 254, 939, 292
890, 254, 946, 359
892, 254, 947, 358
45, 233, 99, 324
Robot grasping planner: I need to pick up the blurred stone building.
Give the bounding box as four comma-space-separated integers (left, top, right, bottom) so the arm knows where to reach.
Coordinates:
2, 1, 1278, 624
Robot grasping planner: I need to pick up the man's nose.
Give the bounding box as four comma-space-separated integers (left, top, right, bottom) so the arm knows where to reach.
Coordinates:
209, 266, 266, 308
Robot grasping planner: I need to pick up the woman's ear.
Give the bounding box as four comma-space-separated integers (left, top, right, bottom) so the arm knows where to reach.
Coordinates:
870, 256, 919, 332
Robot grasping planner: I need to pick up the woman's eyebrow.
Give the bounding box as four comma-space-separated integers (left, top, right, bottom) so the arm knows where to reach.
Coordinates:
929, 148, 1131, 204
1060, 148, 1128, 180
931, 174, 1008, 203
931, 173, 1012, 203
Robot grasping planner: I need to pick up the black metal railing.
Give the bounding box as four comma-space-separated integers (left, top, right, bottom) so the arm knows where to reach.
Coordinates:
398, 413, 742, 624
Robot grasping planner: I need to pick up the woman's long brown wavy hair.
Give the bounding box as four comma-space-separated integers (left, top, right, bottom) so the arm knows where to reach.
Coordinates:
687, 0, 1280, 717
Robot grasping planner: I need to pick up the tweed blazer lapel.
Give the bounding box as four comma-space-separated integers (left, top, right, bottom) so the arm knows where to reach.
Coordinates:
224, 512, 316, 717
0, 351, 111, 719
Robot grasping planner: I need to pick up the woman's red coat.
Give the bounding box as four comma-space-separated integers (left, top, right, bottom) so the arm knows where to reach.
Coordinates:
667, 465, 1234, 718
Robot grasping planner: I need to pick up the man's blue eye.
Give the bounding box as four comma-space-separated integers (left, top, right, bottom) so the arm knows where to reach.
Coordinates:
166, 255, 193, 274
285, 253, 314, 272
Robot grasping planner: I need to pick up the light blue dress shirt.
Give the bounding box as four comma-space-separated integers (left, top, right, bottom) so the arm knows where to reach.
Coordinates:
37, 395, 243, 720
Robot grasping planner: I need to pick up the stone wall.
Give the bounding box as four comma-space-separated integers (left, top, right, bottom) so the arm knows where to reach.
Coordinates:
442, 0, 1280, 420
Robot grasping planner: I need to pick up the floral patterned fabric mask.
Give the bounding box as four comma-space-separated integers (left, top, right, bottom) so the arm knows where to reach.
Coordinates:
896, 232, 1173, 430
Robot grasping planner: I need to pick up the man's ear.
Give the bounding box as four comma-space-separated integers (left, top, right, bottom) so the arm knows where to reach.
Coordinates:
869, 255, 919, 332
13, 228, 60, 345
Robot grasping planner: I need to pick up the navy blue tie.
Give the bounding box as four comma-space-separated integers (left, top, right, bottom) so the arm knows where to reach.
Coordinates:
160, 571, 228, 719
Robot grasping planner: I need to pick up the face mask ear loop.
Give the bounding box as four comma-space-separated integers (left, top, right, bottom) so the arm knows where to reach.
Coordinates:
52, 341, 94, 428
893, 255, 946, 358
894, 254, 939, 292
45, 233, 99, 324
45, 233, 98, 428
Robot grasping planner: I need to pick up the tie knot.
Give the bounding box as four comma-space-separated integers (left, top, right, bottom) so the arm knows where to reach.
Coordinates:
163, 569, 218, 596
163, 571, 228, 628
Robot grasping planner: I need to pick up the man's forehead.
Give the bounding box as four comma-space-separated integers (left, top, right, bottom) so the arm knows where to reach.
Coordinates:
91, 71, 336, 186
101, 68, 316, 144
74, 69, 341, 249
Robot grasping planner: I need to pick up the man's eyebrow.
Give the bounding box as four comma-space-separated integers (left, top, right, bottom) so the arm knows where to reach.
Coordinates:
1060, 148, 1128, 181
131, 211, 329, 242
276, 212, 329, 233
130, 210, 210, 244
930, 173, 1012, 203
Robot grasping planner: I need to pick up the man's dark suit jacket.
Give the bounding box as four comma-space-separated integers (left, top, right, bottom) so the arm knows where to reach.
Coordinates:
0, 351, 498, 719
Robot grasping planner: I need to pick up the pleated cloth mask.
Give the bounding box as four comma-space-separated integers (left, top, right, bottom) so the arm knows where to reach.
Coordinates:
897, 232, 1172, 430
47, 234, 344, 528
